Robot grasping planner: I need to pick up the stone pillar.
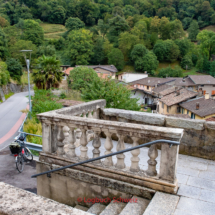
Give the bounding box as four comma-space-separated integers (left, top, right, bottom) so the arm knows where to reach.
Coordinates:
159, 144, 179, 183
88, 111, 93, 118
41, 120, 52, 153
103, 130, 114, 167
130, 137, 140, 172
146, 144, 158, 176
80, 128, 88, 160
92, 130, 101, 164
115, 133, 126, 169
56, 125, 65, 155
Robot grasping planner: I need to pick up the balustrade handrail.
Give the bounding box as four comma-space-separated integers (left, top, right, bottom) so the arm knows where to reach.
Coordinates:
31, 139, 179, 178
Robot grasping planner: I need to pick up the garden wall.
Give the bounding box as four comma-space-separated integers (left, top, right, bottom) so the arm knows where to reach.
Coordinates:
101, 108, 215, 160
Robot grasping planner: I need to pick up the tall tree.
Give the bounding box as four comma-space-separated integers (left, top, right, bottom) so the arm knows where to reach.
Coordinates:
65, 17, 85, 31
0, 27, 8, 60
0, 62, 10, 86
65, 29, 93, 65
197, 30, 215, 60
188, 20, 200, 41
108, 48, 124, 70
6, 58, 22, 81
33, 55, 62, 89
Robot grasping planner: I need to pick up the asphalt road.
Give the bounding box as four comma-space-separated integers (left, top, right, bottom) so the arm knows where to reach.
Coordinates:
0, 91, 37, 193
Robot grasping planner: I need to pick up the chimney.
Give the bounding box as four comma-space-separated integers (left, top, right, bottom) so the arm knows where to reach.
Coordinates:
205, 93, 209, 99
176, 90, 180, 96
196, 102, 199, 110
198, 90, 203, 97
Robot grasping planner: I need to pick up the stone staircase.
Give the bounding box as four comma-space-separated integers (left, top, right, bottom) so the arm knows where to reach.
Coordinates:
74, 196, 150, 215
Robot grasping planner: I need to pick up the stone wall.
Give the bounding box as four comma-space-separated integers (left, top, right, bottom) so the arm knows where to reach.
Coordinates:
101, 108, 215, 160
2, 83, 34, 95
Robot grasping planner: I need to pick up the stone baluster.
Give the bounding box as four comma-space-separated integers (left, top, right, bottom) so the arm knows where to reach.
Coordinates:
56, 125, 65, 155
80, 128, 88, 160
92, 130, 101, 164
66, 126, 76, 158
93, 108, 100, 119
41, 119, 52, 153
88, 111, 93, 118
130, 137, 140, 172
115, 133, 126, 169
103, 131, 113, 167
146, 144, 158, 176
83, 112, 87, 118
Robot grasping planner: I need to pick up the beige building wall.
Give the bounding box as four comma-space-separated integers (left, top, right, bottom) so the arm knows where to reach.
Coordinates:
94, 68, 115, 79
182, 107, 215, 120
158, 101, 179, 115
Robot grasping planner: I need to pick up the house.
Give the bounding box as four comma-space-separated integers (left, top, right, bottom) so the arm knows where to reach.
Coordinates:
129, 77, 175, 92
62, 67, 74, 80
179, 93, 215, 119
172, 75, 215, 96
117, 72, 148, 83
130, 88, 158, 106
158, 88, 198, 115
75, 65, 118, 79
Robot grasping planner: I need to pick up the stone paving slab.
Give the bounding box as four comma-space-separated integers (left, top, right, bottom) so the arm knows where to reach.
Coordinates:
176, 197, 215, 215
199, 189, 215, 203
174, 209, 198, 215
177, 184, 201, 199
187, 176, 215, 191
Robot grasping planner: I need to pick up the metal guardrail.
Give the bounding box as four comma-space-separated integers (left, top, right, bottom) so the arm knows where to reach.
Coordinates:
15, 112, 42, 152
31, 139, 180, 178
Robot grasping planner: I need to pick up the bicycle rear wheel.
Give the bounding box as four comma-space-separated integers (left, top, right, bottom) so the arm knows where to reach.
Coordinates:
16, 154, 24, 173
24, 147, 33, 161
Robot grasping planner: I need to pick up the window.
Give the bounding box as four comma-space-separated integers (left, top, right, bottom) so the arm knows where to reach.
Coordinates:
191, 113, 195, 119
167, 106, 169, 113
162, 102, 164, 108
181, 108, 184, 114
147, 86, 149, 90
177, 107, 181, 113
134, 85, 137, 87
187, 110, 189, 115
213, 85, 215, 87
201, 85, 204, 87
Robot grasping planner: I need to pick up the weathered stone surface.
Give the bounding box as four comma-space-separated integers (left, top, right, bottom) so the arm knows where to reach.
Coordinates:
103, 108, 165, 126
0, 182, 90, 215
143, 192, 179, 215
119, 196, 150, 215
204, 121, 215, 130
87, 203, 106, 215
75, 205, 89, 211
100, 200, 126, 215
166, 117, 205, 130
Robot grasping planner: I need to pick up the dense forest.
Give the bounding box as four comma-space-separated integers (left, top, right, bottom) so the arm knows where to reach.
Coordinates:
1, 0, 215, 86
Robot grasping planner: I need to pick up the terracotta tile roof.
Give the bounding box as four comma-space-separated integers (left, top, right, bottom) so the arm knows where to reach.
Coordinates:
159, 88, 198, 106
129, 77, 175, 87
152, 84, 172, 93
63, 67, 74, 75
76, 65, 118, 73
206, 116, 215, 121
180, 97, 215, 117
173, 77, 196, 86
189, 75, 215, 85
159, 87, 182, 96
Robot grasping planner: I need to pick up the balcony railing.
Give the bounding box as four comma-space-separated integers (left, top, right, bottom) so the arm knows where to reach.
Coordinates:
36, 99, 184, 193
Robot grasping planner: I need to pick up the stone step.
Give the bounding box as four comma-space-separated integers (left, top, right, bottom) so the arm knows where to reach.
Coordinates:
100, 200, 126, 215
87, 203, 106, 215
143, 192, 179, 215
119, 196, 150, 215
75, 205, 89, 212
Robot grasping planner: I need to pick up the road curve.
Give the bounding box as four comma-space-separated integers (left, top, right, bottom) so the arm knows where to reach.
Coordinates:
0, 91, 32, 149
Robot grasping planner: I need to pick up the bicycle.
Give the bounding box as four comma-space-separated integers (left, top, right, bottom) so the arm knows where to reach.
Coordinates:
9, 135, 33, 173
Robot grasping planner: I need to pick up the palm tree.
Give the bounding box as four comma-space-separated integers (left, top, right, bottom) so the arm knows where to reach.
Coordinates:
32, 55, 62, 89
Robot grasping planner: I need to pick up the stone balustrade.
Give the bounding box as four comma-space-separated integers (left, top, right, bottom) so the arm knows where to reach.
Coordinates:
37, 100, 183, 194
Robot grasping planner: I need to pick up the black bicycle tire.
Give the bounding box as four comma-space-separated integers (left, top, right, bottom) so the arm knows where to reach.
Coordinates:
16, 154, 24, 173
24, 147, 33, 161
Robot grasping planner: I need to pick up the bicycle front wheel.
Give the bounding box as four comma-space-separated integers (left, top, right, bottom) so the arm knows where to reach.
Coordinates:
16, 154, 24, 173
24, 147, 33, 161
